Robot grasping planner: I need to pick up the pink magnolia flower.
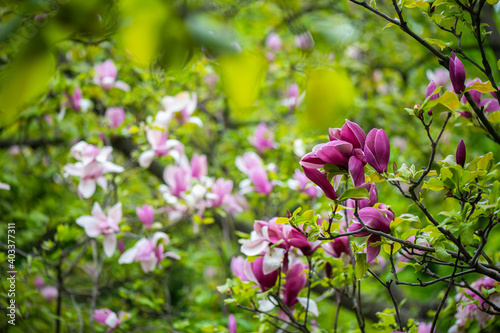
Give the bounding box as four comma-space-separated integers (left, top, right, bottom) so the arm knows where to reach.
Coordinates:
243, 256, 279, 291
63, 142, 124, 198
40, 286, 58, 302
34, 277, 58, 302
347, 207, 392, 262
301, 166, 338, 201
456, 139, 466, 167
250, 123, 276, 154
426, 68, 449, 87
449, 51, 466, 95
287, 169, 320, 198
161, 165, 192, 200
460, 79, 500, 113
207, 178, 245, 214
118, 232, 179, 273
281, 84, 305, 110
190, 153, 207, 180
282, 262, 308, 307
266, 33, 282, 52
76, 202, 122, 257
364, 128, 390, 174
295, 31, 314, 50
105, 107, 126, 128
139, 128, 183, 167
228, 314, 237, 333
0, 182, 10, 191
161, 91, 201, 126
237, 152, 275, 195
136, 204, 154, 229
65, 87, 91, 112
94, 309, 130, 333
322, 231, 350, 259
328, 119, 366, 150
93, 60, 130, 91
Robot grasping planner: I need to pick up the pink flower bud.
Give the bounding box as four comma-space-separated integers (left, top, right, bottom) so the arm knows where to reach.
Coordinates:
295, 32, 314, 50
136, 204, 154, 229
364, 128, 390, 173
266, 33, 282, 52
449, 52, 466, 95
456, 139, 466, 167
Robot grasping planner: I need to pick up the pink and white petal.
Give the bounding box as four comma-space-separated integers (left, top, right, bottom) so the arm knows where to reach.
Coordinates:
140, 257, 157, 273
76, 216, 100, 237
241, 239, 269, 256
96, 176, 108, 191
164, 251, 180, 260
104, 311, 119, 328
103, 161, 124, 173
139, 150, 156, 167
297, 297, 319, 317
91, 202, 107, 220
152, 232, 169, 246
262, 247, 285, 275
0, 182, 10, 191
114, 80, 130, 92
108, 203, 122, 223
103, 233, 117, 257
187, 116, 203, 127
79, 179, 97, 199
118, 246, 139, 264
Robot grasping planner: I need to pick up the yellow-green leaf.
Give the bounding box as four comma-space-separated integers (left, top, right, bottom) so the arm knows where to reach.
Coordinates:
465, 81, 497, 94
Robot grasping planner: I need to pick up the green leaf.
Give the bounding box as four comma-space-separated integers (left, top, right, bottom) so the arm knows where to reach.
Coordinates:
464, 81, 496, 94
459, 223, 474, 246
338, 188, 369, 201
424, 38, 452, 51
435, 243, 452, 262
275, 217, 289, 225
487, 0, 499, 5
423, 178, 445, 191
355, 252, 369, 278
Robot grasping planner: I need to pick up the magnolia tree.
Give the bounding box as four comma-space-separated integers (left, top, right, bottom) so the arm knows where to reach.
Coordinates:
1, 1, 500, 333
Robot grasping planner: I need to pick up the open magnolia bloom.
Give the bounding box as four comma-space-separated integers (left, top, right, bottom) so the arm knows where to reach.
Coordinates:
118, 232, 180, 273
93, 59, 130, 91
94, 309, 130, 333
161, 91, 202, 127
63, 141, 124, 198
76, 202, 122, 257
138, 127, 184, 168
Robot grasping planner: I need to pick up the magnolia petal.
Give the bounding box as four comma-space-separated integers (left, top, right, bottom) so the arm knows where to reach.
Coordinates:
139, 150, 156, 167
76, 216, 100, 237
262, 247, 285, 275
108, 203, 122, 224
297, 297, 319, 317
103, 233, 117, 257
79, 179, 97, 198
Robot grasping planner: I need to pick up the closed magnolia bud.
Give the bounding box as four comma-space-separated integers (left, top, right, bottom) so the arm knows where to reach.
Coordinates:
449, 52, 466, 95
456, 139, 466, 167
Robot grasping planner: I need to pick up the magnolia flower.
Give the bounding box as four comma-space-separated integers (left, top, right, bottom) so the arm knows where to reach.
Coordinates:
94, 309, 130, 333
208, 178, 245, 214
364, 128, 390, 174
228, 314, 237, 333
456, 139, 466, 167
449, 52, 466, 95
138, 128, 183, 167
282, 263, 307, 307
250, 123, 276, 154
460, 79, 500, 113
287, 169, 320, 198
347, 207, 392, 262
118, 232, 179, 273
161, 91, 201, 126
161, 165, 192, 200
329, 119, 366, 150
40, 286, 58, 303
295, 31, 314, 50
93, 60, 130, 91
243, 256, 279, 291
105, 107, 125, 128
281, 84, 305, 110
65, 87, 91, 112
34, 277, 58, 302
425, 81, 439, 115
189, 153, 207, 180
426, 68, 449, 87
63, 142, 124, 198
266, 33, 282, 52
237, 152, 275, 195
136, 204, 154, 229
76, 202, 122, 257
301, 166, 338, 201
0, 182, 10, 191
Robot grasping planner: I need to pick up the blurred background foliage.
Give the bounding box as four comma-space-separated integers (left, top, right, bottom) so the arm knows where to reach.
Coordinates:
0, 0, 499, 332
